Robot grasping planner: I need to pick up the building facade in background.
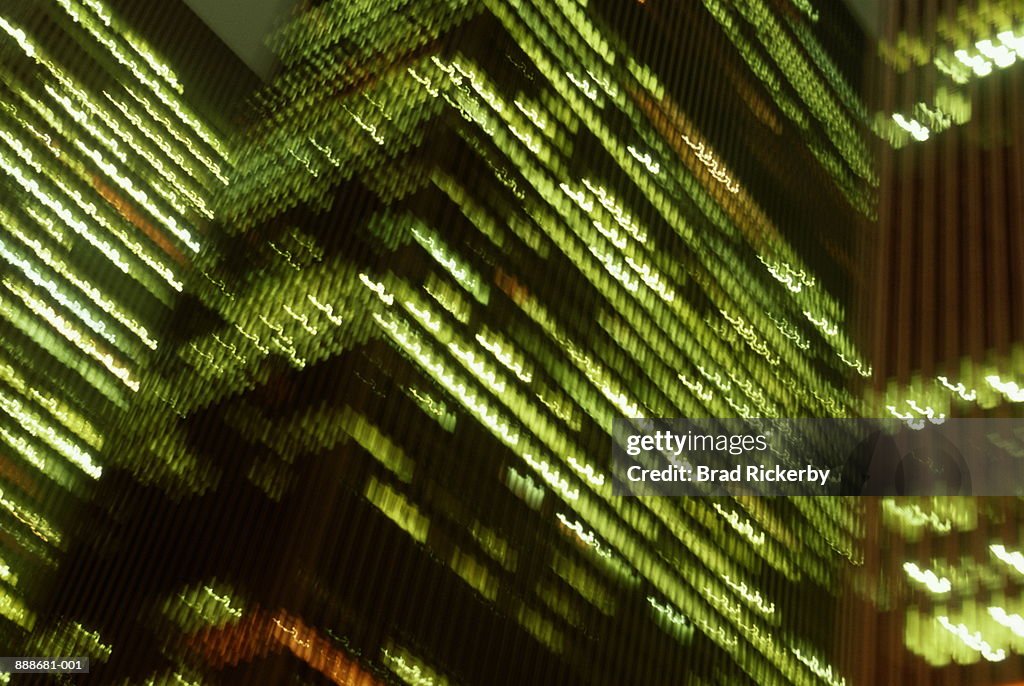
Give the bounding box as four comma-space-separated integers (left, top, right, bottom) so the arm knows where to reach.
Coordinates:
840, 1, 1024, 684
839, 496, 1024, 685
866, 0, 1024, 418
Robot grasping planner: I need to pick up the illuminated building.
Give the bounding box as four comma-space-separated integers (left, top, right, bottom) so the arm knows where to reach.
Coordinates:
20, 0, 895, 683
840, 2, 1024, 684
864, 0, 1024, 419
837, 497, 1024, 685
0, 0, 246, 667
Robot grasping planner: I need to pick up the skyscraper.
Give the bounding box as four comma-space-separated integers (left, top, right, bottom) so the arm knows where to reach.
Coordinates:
838, 496, 1024, 685
0, 0, 248, 666
839, 3, 1024, 683
37, 0, 889, 683
865, 0, 1024, 418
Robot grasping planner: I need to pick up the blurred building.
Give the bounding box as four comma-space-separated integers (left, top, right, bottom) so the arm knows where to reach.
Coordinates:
7, 1, 1024, 685
864, 0, 1024, 418
840, 3, 1024, 684
0, 0, 251, 669
26, 0, 898, 684
838, 496, 1024, 685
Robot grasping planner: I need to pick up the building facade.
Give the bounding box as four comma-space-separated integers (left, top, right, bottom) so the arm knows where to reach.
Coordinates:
844, 2, 1024, 683
37, 0, 888, 684
0, 0, 247, 670
865, 0, 1024, 419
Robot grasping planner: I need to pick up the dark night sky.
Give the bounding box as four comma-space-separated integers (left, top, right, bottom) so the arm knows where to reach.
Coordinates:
181, 0, 295, 79
842, 0, 883, 37
183, 0, 883, 80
